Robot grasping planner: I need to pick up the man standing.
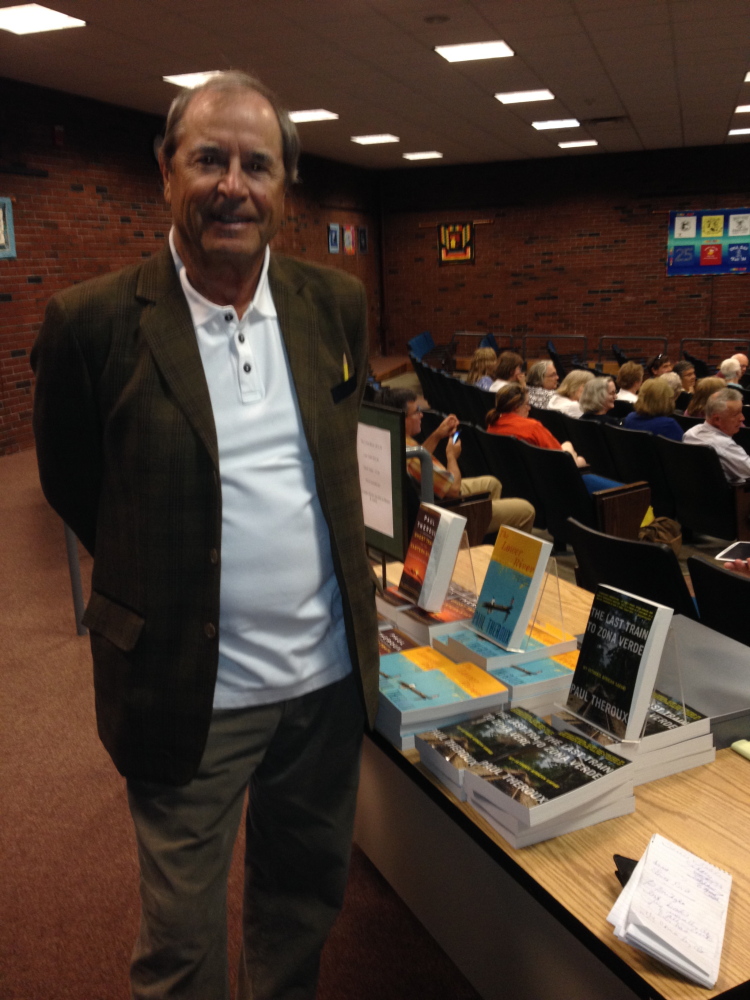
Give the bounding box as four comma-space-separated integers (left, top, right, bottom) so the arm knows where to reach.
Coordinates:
683, 388, 750, 482
31, 72, 378, 1000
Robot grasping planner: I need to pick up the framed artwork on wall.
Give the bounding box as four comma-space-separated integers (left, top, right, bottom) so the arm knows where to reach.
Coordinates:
438, 221, 474, 265
0, 198, 16, 259
343, 224, 356, 255
358, 226, 368, 253
328, 223, 340, 253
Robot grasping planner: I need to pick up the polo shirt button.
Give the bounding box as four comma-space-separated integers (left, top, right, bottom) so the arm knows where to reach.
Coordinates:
204, 623, 216, 639
224, 313, 232, 322
243, 362, 252, 373
209, 548, 219, 564
238, 333, 245, 343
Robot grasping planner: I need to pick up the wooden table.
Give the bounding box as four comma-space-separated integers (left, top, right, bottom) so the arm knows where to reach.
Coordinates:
357, 548, 750, 1000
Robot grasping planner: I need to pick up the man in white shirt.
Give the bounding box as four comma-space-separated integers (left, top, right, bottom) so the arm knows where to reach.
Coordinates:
683, 388, 750, 482
32, 72, 378, 1000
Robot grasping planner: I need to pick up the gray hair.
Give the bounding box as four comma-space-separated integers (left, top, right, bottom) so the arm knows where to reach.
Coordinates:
556, 369, 595, 399
579, 376, 613, 414
705, 387, 742, 418
161, 70, 300, 186
527, 360, 553, 387
660, 371, 682, 398
720, 358, 741, 382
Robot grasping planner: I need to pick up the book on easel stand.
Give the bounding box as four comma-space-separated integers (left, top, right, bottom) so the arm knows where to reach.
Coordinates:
551, 586, 715, 783
377, 526, 480, 645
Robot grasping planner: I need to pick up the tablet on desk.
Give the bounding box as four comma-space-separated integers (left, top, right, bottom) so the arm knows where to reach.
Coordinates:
715, 541, 750, 562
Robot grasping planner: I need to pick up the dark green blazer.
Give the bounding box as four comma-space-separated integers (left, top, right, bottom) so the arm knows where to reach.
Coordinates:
31, 247, 379, 784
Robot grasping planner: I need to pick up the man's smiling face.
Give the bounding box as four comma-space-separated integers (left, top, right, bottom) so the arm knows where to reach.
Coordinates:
161, 86, 286, 273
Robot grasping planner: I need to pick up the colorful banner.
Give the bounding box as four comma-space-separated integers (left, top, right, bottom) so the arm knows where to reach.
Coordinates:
668, 209, 750, 276
438, 221, 474, 265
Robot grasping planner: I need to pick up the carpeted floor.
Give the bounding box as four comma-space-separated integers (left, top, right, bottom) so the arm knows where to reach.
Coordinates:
0, 447, 481, 1000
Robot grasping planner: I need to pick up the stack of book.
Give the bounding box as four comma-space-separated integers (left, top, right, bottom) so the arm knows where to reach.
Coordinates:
376, 646, 508, 750
376, 585, 476, 645
551, 691, 714, 785
417, 708, 635, 848
428, 526, 577, 713
551, 584, 715, 783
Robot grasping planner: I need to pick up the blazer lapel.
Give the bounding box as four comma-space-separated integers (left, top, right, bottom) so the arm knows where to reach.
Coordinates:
269, 257, 319, 457
136, 248, 219, 467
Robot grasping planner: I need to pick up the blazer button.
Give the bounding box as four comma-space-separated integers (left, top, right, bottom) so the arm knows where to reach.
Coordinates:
204, 623, 216, 639
209, 548, 219, 564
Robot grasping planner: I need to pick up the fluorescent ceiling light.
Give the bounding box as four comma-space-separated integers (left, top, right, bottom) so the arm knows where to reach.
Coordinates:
434, 40, 513, 62
403, 151, 443, 160
729, 128, 750, 135
351, 134, 399, 145
532, 118, 580, 130
289, 109, 339, 123
559, 139, 598, 148
495, 89, 554, 105
0, 3, 85, 33
163, 71, 222, 89
735, 105, 750, 113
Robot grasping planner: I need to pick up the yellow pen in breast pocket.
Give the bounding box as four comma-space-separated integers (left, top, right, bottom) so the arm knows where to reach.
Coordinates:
342, 353, 349, 381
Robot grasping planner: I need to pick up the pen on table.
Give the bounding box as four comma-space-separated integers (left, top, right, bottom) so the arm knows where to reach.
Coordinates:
342, 353, 349, 381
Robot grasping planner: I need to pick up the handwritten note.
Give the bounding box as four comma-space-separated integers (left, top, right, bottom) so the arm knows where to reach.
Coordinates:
607, 834, 732, 988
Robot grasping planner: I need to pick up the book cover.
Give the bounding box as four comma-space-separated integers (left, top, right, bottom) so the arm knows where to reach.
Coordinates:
563, 586, 673, 742
378, 626, 419, 656
398, 503, 466, 612
471, 526, 552, 649
377, 647, 507, 732
446, 622, 577, 671
464, 728, 632, 826
415, 707, 556, 796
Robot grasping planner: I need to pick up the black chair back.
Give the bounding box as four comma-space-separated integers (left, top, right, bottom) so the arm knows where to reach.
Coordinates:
561, 415, 618, 479
687, 556, 750, 644
568, 518, 698, 619
674, 412, 702, 433
682, 350, 710, 379
516, 440, 594, 548
603, 424, 676, 518
529, 405, 568, 443
611, 399, 634, 420
455, 422, 485, 479
654, 437, 739, 540
473, 428, 545, 529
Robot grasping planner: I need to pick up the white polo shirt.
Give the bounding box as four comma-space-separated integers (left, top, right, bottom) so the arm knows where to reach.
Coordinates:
169, 234, 351, 708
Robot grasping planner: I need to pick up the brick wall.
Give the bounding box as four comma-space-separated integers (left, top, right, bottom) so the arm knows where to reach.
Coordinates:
379, 148, 750, 362
0, 78, 381, 455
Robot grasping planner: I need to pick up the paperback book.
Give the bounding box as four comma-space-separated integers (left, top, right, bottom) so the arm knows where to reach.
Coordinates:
376, 647, 508, 749
468, 784, 636, 849
561, 586, 673, 742
463, 728, 633, 827
445, 621, 577, 671
471, 526, 552, 650
415, 707, 556, 800
378, 626, 419, 656
398, 503, 467, 612
380, 586, 476, 645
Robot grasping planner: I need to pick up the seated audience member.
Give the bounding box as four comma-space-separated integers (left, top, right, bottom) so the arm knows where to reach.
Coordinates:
683, 388, 750, 482
465, 347, 497, 390
616, 361, 644, 402
719, 357, 746, 394
660, 371, 684, 408
686, 376, 725, 417
547, 369, 595, 418
526, 360, 559, 409
375, 387, 535, 534
673, 360, 696, 394
733, 352, 749, 387
485, 384, 621, 493
644, 353, 673, 380
671, 360, 696, 411
489, 351, 526, 393
580, 377, 619, 424
623, 378, 684, 441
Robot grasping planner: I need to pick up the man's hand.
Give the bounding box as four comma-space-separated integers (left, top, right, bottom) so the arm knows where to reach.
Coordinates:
435, 414, 459, 439
725, 558, 750, 577
446, 436, 462, 462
